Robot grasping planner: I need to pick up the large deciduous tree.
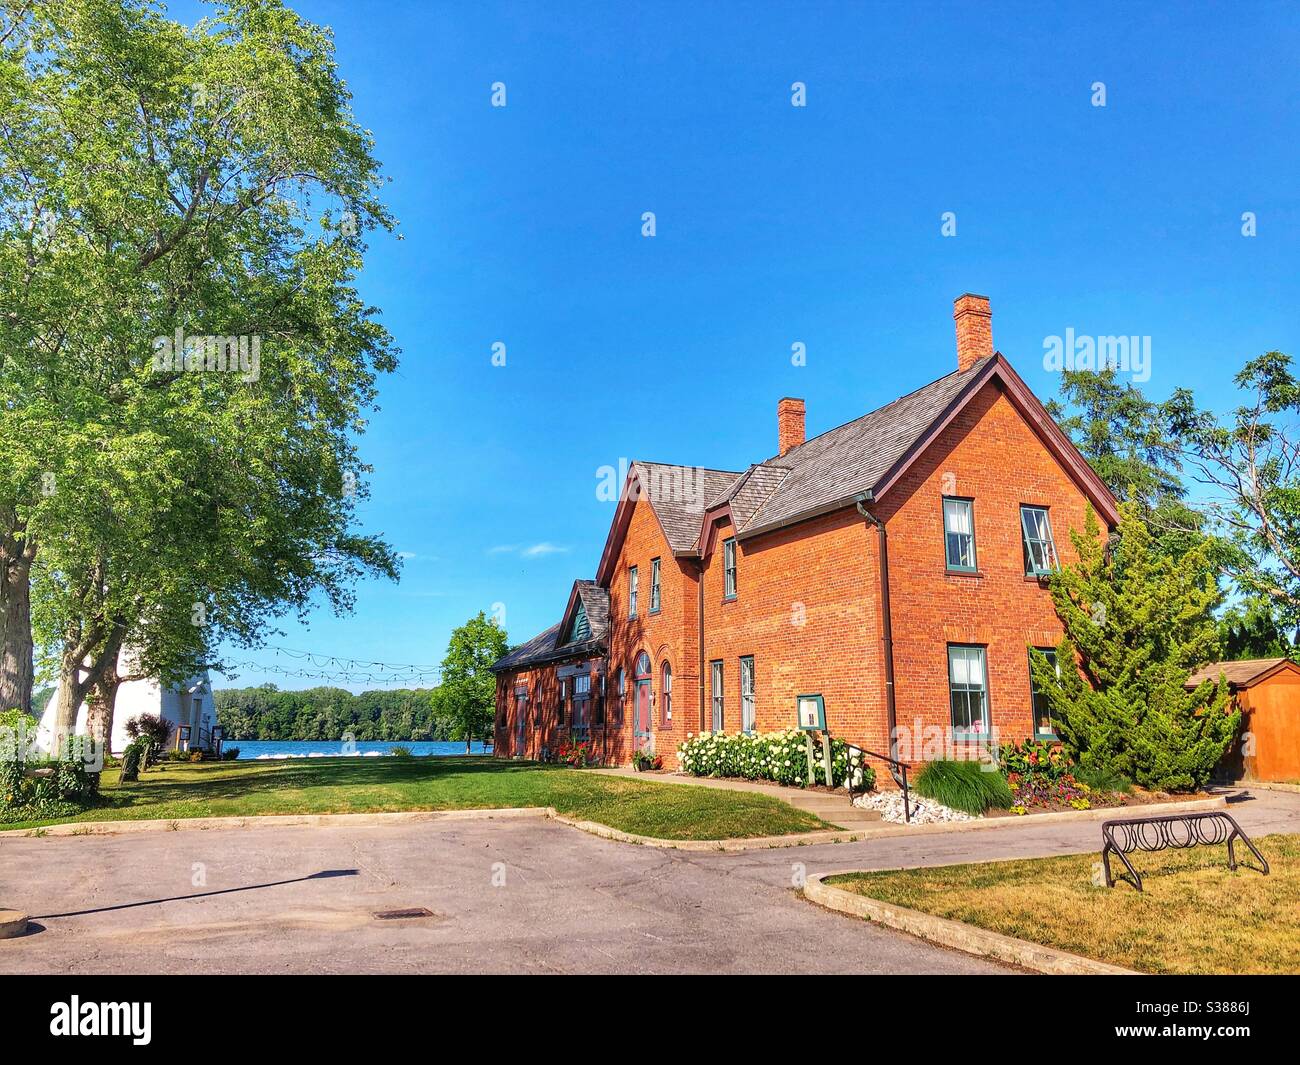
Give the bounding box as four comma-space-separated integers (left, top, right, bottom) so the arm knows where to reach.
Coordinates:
1166, 351, 1300, 629
1031, 504, 1238, 791
432, 613, 508, 753
1047, 368, 1206, 557
0, 0, 399, 743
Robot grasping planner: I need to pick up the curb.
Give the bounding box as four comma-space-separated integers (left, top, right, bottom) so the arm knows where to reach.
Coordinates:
1227, 781, 1300, 795
803, 872, 1139, 975
549, 813, 862, 851
0, 909, 29, 940
0, 806, 552, 839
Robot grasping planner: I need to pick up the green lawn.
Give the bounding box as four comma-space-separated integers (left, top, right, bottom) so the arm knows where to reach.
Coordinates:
3, 756, 826, 841
828, 834, 1298, 975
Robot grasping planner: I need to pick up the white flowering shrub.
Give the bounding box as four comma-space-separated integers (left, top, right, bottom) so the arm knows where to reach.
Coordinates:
676, 729, 875, 790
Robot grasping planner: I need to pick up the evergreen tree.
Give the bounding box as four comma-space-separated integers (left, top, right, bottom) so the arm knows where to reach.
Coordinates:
1031, 503, 1239, 791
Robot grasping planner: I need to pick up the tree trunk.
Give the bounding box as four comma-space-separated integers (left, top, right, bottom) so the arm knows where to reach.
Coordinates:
0, 515, 35, 713
87, 665, 121, 755
53, 625, 123, 756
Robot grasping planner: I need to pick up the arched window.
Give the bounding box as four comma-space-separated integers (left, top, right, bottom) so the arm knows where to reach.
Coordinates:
661, 662, 672, 726
635, 652, 651, 678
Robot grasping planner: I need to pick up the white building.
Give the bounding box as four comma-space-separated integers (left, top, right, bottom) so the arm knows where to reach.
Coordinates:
37, 654, 215, 755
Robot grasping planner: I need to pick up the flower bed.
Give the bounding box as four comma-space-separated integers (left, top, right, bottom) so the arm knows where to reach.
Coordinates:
999, 739, 1119, 815
677, 729, 875, 790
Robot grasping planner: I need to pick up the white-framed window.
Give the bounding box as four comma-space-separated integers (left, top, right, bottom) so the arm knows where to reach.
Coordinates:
1030, 647, 1060, 737
710, 660, 724, 731
650, 558, 662, 612
1021, 505, 1058, 576
739, 656, 755, 733
628, 565, 638, 618
661, 661, 672, 725
943, 497, 976, 571
948, 644, 989, 736
723, 538, 737, 598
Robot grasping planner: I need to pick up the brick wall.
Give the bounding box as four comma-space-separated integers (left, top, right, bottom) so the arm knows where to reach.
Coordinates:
497, 375, 1104, 776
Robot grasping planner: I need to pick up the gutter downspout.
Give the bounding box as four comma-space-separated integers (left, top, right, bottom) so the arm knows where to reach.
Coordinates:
856, 494, 904, 787
698, 560, 707, 732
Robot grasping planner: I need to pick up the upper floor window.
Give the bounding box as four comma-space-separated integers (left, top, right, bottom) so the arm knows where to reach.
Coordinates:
661, 661, 672, 726
628, 565, 638, 618
723, 538, 738, 598
948, 644, 989, 737
942, 497, 976, 572
1021, 505, 1058, 576
739, 656, 756, 733
650, 558, 662, 613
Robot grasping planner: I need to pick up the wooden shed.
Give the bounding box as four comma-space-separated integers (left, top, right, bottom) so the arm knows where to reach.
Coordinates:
1187, 657, 1300, 783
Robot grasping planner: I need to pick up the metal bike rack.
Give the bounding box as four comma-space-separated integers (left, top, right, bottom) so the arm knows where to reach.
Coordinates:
1100, 811, 1269, 891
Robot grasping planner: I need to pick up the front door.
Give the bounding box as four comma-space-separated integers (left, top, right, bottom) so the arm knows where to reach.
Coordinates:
515, 693, 528, 758
635, 680, 651, 748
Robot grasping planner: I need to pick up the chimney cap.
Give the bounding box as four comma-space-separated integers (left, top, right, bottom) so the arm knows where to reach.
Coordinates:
954, 292, 991, 306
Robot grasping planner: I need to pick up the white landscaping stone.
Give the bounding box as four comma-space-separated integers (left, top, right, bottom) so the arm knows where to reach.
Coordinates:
852, 791, 976, 825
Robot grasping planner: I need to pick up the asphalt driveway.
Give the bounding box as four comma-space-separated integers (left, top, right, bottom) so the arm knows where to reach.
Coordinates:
0, 786, 1293, 975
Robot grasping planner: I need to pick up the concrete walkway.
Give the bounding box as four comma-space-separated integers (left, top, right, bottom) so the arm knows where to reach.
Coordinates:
594, 766, 884, 828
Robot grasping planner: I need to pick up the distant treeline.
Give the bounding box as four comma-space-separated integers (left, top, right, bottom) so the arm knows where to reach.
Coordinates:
214, 684, 446, 741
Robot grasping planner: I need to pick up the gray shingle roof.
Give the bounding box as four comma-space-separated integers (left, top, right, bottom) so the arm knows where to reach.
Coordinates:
633, 461, 744, 553
738, 357, 990, 535
574, 580, 609, 640
491, 623, 562, 672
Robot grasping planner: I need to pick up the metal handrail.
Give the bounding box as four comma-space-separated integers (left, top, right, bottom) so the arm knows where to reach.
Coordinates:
847, 745, 912, 824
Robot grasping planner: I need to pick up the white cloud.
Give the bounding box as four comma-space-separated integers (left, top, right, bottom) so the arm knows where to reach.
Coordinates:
488, 542, 569, 558
522, 542, 568, 557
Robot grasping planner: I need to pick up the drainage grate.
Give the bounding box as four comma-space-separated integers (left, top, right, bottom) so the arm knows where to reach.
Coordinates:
372, 907, 436, 921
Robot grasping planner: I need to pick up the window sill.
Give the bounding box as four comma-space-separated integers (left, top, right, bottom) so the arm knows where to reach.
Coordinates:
648, 608, 661, 616
1024, 572, 1052, 583
945, 568, 984, 579
721, 595, 738, 604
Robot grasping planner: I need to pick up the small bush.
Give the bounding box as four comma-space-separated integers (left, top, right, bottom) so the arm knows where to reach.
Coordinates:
123, 713, 175, 758
914, 758, 1013, 815
631, 748, 662, 772
388, 745, 413, 758
0, 742, 100, 823
1074, 763, 1132, 794
119, 737, 149, 783
220, 747, 240, 761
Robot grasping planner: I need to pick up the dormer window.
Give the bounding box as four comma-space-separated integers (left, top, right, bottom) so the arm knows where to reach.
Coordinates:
723, 538, 738, 599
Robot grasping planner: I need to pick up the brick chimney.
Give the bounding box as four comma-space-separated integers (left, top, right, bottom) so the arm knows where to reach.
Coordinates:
778, 397, 805, 456
953, 293, 993, 372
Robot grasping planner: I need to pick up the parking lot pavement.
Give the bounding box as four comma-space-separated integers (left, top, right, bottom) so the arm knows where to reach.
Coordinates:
0, 818, 1006, 975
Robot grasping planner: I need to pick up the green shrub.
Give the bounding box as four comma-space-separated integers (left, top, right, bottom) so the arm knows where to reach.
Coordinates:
1074, 763, 1132, 794
677, 730, 876, 790
0, 742, 100, 823
220, 747, 240, 761
123, 713, 175, 759
119, 738, 149, 783
388, 745, 412, 758
914, 758, 1013, 815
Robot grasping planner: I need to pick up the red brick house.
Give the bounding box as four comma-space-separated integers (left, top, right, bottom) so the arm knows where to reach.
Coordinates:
491, 294, 1120, 776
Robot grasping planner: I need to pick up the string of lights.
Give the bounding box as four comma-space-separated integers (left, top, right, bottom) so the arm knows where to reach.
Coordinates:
215, 645, 444, 686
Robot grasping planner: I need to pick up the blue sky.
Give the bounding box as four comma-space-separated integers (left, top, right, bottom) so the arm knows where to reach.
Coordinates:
192, 0, 1300, 691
